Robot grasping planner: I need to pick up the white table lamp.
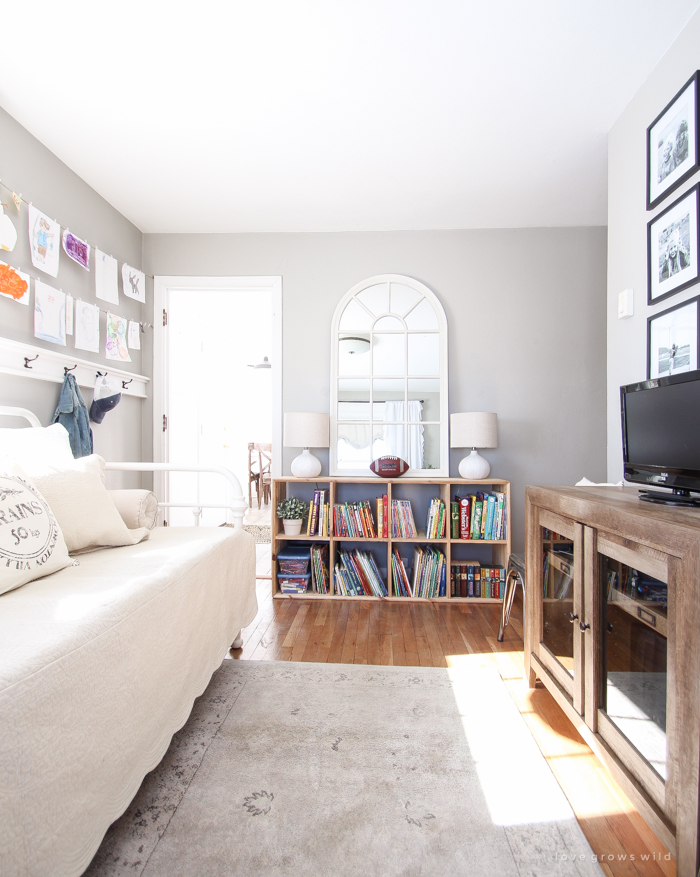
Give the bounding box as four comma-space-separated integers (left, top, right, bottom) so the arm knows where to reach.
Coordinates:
450, 412, 498, 479
284, 412, 330, 478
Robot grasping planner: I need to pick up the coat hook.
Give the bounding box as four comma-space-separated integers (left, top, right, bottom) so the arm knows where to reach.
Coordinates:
24, 355, 39, 369
96, 371, 107, 377
64, 365, 77, 376
121, 378, 133, 389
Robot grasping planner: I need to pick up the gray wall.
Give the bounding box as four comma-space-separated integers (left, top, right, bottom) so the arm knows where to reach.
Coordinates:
607, 8, 700, 480
0, 106, 150, 486
144, 227, 608, 551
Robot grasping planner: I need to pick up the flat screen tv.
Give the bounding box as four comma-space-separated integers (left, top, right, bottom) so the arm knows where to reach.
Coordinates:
621, 368, 700, 506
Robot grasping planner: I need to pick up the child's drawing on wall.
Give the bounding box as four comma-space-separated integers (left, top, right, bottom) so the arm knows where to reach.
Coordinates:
105, 312, 131, 362
28, 205, 60, 277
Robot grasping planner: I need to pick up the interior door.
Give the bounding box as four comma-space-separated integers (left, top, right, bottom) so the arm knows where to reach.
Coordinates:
165, 286, 273, 526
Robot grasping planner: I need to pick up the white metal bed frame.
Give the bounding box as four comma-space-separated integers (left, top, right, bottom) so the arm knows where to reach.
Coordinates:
0, 406, 248, 529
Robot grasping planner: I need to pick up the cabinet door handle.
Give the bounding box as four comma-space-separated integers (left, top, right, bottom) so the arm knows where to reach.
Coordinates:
569, 613, 579, 623
579, 620, 591, 632
607, 622, 613, 633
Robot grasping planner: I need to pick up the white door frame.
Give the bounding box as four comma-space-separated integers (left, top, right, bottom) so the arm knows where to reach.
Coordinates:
153, 275, 282, 504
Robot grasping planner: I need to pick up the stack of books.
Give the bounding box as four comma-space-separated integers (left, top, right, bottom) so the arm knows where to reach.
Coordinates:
425, 497, 446, 538
307, 489, 330, 536
451, 492, 507, 541
332, 500, 377, 537
334, 549, 388, 597
391, 499, 417, 538
411, 546, 447, 598
310, 545, 330, 594
450, 562, 505, 598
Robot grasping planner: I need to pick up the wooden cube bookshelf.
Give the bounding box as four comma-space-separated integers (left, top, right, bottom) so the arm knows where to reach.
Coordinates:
272, 477, 511, 602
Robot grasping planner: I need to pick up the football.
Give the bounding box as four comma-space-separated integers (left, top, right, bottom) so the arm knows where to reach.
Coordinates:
369, 456, 410, 477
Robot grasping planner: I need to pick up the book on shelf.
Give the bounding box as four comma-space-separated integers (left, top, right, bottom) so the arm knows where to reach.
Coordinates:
332, 500, 377, 538
451, 502, 459, 539
391, 499, 417, 538
391, 549, 413, 597
410, 545, 446, 599
310, 545, 330, 594
334, 548, 387, 597
425, 497, 446, 539
542, 528, 571, 542
454, 491, 507, 541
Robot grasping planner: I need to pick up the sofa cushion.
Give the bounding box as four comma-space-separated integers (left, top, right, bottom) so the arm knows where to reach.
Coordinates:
32, 456, 150, 553
0, 463, 72, 596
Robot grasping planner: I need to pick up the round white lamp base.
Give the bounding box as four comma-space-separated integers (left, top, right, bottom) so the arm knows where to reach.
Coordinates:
290, 448, 322, 478
458, 449, 491, 480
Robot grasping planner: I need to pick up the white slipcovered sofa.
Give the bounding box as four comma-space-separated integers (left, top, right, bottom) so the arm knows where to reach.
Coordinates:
0, 412, 258, 877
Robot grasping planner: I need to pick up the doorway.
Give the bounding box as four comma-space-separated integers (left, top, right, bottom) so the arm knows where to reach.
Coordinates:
153, 276, 282, 526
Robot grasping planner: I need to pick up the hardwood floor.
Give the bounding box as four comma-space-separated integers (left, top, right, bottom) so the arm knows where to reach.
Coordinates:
231, 548, 675, 877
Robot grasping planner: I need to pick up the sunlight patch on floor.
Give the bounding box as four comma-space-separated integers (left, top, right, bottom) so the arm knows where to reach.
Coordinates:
447, 662, 575, 826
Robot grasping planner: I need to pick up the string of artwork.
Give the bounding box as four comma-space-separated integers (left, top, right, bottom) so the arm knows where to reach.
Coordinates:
0, 176, 151, 361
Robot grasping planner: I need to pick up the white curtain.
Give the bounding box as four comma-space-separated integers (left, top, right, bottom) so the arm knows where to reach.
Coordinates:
383, 401, 424, 469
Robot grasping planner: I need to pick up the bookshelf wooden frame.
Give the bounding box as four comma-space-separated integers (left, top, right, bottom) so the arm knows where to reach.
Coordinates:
272, 476, 511, 602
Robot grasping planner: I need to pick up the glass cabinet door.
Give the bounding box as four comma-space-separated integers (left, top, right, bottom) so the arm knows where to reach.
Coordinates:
536, 511, 584, 714
596, 539, 669, 789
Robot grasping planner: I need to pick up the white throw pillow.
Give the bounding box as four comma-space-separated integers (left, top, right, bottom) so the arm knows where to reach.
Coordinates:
0, 462, 72, 596
0, 424, 74, 474
32, 455, 150, 553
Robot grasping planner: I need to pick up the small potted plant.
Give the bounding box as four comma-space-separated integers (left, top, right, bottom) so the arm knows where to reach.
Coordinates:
276, 497, 308, 536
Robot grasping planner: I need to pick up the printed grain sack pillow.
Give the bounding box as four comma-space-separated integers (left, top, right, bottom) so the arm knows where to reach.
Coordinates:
0, 461, 72, 596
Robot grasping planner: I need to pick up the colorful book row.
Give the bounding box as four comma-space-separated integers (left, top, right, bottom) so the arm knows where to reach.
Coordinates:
333, 500, 377, 538
450, 563, 505, 598
451, 492, 507, 541
391, 499, 417, 538
307, 489, 330, 536
311, 545, 330, 594
334, 549, 388, 597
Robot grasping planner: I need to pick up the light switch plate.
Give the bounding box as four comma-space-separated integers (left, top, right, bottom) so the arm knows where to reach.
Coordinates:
618, 288, 634, 319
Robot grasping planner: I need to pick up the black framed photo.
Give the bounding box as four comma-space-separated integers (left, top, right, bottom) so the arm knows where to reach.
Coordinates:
647, 294, 699, 379
647, 183, 700, 305
647, 71, 699, 210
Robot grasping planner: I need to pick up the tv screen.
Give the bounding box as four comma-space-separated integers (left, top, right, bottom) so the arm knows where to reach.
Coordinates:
621, 369, 700, 498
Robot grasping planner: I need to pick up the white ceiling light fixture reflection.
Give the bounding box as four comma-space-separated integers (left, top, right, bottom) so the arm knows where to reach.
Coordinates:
247, 356, 271, 369
339, 336, 370, 355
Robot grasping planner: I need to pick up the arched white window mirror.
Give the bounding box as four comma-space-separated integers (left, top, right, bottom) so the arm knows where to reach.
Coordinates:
330, 274, 448, 477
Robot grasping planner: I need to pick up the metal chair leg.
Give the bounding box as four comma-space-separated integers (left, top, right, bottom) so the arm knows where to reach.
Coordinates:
498, 569, 521, 642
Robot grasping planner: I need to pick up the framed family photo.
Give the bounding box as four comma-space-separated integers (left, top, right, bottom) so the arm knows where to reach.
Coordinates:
647, 295, 700, 379
647, 71, 699, 210
647, 183, 700, 304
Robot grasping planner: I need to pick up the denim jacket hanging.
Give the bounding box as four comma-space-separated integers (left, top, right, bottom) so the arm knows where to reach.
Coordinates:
53, 373, 93, 458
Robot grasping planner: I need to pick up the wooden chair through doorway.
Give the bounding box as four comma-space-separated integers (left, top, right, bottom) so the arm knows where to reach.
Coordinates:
247, 443, 272, 509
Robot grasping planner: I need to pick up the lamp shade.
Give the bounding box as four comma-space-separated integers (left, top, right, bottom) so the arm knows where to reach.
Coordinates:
450, 412, 498, 449
284, 412, 330, 448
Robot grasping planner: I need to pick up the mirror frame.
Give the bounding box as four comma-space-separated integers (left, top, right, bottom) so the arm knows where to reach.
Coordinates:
330, 274, 449, 477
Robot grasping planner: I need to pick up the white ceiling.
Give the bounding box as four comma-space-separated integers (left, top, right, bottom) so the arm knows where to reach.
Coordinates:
1, 1, 699, 234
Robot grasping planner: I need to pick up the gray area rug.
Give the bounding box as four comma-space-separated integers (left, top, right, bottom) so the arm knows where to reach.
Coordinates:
85, 661, 600, 877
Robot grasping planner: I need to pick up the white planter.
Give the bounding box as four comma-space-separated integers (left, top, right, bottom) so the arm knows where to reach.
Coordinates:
282, 518, 303, 536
